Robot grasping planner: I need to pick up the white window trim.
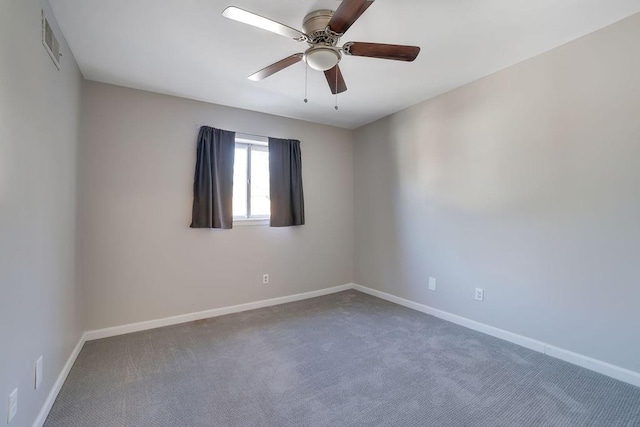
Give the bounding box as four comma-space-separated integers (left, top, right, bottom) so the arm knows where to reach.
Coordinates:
233, 218, 270, 227
233, 134, 270, 225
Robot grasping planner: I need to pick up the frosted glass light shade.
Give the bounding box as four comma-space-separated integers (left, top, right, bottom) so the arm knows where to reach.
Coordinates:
305, 48, 340, 71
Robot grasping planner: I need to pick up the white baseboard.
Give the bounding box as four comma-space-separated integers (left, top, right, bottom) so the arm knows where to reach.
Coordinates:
84, 284, 353, 341
32, 332, 87, 427
33, 281, 640, 426
352, 283, 640, 388
543, 345, 640, 388
34, 283, 353, 425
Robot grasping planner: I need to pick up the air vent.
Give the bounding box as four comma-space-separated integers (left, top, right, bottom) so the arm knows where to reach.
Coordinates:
42, 10, 61, 69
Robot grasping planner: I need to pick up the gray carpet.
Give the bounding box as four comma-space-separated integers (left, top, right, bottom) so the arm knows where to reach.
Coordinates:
45, 290, 640, 426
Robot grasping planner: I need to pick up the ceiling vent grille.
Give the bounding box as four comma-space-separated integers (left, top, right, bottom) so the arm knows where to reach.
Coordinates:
42, 10, 61, 69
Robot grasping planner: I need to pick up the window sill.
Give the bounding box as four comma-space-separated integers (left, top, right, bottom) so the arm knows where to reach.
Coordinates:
233, 218, 270, 227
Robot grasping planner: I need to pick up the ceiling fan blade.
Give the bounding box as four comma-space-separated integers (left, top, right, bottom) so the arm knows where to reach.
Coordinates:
248, 54, 303, 81
324, 65, 347, 94
327, 0, 374, 35
222, 6, 307, 41
343, 42, 420, 61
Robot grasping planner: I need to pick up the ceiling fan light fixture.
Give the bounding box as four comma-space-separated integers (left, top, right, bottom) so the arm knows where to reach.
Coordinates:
304, 47, 340, 71
222, 1, 421, 97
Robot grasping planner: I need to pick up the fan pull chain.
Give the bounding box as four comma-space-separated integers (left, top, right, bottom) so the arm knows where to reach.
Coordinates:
334, 69, 339, 111
304, 61, 309, 104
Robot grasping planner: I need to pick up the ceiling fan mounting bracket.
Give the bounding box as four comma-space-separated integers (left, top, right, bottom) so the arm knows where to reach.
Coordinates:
307, 27, 340, 46
308, 27, 341, 46
342, 42, 354, 55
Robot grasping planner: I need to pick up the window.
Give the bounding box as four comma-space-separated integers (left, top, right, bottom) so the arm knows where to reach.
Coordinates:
233, 135, 270, 221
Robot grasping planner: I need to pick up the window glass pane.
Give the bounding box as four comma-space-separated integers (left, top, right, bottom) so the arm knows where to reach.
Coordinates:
233, 146, 247, 217
250, 148, 270, 217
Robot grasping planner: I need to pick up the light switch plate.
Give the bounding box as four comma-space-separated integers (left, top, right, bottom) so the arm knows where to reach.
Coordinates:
8, 388, 17, 423
35, 356, 43, 390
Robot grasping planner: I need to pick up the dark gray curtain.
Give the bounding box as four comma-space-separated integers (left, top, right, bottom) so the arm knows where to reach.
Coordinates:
269, 138, 305, 227
190, 126, 236, 229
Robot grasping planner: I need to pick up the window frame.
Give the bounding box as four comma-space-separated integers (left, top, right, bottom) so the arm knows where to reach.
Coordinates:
233, 134, 270, 226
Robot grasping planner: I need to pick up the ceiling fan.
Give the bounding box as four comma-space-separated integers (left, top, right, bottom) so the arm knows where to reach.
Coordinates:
222, 0, 420, 95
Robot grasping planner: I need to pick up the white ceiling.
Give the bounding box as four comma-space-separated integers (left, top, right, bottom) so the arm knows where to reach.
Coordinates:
49, 0, 640, 129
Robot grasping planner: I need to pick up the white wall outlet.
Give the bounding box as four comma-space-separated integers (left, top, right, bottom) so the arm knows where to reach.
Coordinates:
428, 277, 437, 291
35, 356, 43, 390
262, 274, 269, 284
475, 288, 484, 301
7, 388, 17, 423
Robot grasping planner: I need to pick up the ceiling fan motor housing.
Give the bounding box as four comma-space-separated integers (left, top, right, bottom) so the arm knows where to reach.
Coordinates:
302, 9, 342, 71
302, 10, 335, 39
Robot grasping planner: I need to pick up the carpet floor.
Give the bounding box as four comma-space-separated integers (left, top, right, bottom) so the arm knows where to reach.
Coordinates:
45, 290, 640, 426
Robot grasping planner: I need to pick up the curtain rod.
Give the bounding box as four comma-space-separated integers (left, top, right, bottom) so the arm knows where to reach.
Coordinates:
193, 122, 301, 143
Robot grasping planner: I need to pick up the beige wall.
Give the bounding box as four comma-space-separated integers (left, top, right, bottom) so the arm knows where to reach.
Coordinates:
0, 0, 84, 425
79, 82, 354, 330
353, 14, 640, 372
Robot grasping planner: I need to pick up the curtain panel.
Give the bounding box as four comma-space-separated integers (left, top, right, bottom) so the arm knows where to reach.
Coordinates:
268, 138, 305, 227
190, 126, 236, 229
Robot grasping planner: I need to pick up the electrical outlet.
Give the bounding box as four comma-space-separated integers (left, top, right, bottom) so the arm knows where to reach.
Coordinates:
428, 277, 437, 291
35, 356, 43, 390
7, 388, 17, 423
475, 288, 484, 301
262, 274, 269, 284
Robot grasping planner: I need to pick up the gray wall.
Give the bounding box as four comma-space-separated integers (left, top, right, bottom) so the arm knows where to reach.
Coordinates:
79, 82, 354, 330
0, 0, 84, 425
353, 14, 640, 373
2, 4, 637, 424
